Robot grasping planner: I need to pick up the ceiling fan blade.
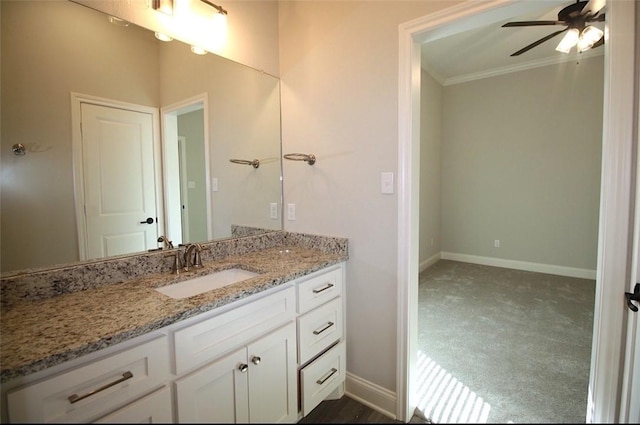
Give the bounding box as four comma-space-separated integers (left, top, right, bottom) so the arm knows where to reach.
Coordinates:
502, 20, 562, 27
583, 0, 606, 16
510, 28, 569, 57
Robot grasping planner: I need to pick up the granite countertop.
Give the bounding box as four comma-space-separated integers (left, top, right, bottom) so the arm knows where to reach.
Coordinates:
0, 245, 347, 383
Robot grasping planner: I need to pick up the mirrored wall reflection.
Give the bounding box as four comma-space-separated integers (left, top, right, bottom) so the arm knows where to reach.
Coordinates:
0, 0, 283, 273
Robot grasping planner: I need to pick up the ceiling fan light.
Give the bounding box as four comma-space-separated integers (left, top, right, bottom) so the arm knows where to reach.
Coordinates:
582, 25, 604, 44
556, 29, 579, 53
555, 28, 580, 53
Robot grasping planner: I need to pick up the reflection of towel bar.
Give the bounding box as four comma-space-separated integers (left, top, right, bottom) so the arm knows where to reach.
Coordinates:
283, 153, 316, 165
229, 159, 260, 168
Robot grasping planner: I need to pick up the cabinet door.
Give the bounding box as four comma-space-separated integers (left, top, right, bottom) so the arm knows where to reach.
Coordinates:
93, 386, 173, 423
247, 322, 297, 423
175, 348, 249, 423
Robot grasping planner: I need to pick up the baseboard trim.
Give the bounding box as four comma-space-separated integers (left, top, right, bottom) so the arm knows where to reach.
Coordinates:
419, 252, 441, 273
440, 252, 596, 280
345, 372, 397, 420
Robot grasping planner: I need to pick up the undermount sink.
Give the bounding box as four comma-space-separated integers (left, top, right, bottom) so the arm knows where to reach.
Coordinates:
155, 268, 260, 299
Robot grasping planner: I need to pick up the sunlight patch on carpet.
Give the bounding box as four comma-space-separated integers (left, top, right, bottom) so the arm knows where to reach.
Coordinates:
415, 350, 492, 423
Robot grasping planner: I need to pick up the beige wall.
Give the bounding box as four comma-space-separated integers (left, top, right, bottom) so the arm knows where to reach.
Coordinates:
279, 0, 461, 394
440, 56, 603, 271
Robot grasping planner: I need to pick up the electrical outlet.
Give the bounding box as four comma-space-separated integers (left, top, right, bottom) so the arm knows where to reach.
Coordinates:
212, 177, 219, 192
494, 239, 500, 248
270, 203, 278, 219
287, 203, 296, 221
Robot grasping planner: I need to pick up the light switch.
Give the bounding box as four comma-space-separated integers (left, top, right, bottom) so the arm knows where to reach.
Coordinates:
188, 181, 196, 189
212, 177, 218, 192
381, 172, 394, 194
287, 203, 296, 221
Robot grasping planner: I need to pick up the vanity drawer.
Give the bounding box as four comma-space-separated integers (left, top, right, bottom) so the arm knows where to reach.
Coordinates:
7, 336, 170, 423
296, 265, 343, 314
297, 297, 343, 365
173, 286, 295, 375
93, 385, 173, 423
299, 341, 346, 417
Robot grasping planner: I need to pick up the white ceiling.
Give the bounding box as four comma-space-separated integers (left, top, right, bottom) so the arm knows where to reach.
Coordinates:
421, 0, 606, 86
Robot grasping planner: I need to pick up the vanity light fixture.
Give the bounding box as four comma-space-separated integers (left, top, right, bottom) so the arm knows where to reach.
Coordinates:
107, 16, 130, 27
191, 45, 207, 55
152, 0, 174, 15
200, 0, 228, 43
154, 32, 173, 42
199, 0, 227, 18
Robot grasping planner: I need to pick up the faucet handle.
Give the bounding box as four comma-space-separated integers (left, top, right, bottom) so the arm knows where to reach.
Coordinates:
165, 252, 184, 274
193, 244, 204, 268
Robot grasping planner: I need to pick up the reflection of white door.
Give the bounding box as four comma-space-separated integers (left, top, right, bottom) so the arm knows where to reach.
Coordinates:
80, 103, 158, 259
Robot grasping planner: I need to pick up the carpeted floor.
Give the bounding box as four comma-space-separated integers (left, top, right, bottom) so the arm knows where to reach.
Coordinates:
417, 260, 595, 424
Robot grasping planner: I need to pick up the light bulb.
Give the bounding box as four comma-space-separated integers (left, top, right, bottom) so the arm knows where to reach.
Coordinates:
191, 45, 207, 55
211, 11, 227, 47
578, 26, 604, 52
555, 28, 580, 53
154, 32, 173, 42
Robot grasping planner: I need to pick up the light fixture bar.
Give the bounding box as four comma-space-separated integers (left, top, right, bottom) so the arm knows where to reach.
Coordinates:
200, 0, 227, 15
152, 0, 174, 15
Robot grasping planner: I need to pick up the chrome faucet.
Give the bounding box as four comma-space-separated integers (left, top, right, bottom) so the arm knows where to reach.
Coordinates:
183, 243, 203, 271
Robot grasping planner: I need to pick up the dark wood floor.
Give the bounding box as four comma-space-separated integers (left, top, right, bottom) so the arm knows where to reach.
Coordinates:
298, 396, 431, 424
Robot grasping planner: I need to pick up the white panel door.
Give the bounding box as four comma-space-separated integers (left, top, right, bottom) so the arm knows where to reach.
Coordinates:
81, 103, 158, 259
247, 323, 297, 423
175, 347, 249, 423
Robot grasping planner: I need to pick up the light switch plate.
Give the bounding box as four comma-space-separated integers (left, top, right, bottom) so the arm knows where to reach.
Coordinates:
381, 172, 394, 194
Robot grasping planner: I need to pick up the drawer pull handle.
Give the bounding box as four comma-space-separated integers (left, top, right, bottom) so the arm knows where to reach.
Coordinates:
312, 283, 334, 294
316, 368, 338, 385
67, 371, 133, 404
313, 321, 335, 335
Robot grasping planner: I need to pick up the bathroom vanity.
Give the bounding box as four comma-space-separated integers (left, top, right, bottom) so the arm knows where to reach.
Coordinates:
0, 232, 348, 423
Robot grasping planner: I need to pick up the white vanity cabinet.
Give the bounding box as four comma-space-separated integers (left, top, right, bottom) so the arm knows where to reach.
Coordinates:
2, 262, 347, 424
175, 322, 297, 423
171, 285, 298, 423
6, 335, 171, 423
295, 264, 347, 417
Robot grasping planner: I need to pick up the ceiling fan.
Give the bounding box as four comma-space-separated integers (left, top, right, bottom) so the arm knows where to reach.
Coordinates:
502, 0, 606, 57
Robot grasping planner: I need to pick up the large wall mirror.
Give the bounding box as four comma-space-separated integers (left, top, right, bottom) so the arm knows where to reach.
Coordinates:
0, 0, 283, 274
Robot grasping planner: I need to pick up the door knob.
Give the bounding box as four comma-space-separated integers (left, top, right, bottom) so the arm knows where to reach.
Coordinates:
139, 217, 154, 224
625, 283, 640, 312
238, 363, 249, 373
251, 356, 261, 365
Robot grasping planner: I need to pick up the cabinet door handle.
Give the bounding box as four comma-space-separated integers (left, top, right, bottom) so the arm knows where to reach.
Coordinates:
251, 356, 261, 365
67, 371, 133, 404
238, 363, 249, 373
312, 283, 334, 294
316, 368, 338, 385
313, 321, 335, 335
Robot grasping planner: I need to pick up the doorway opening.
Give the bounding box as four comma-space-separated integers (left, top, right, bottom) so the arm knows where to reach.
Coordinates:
161, 94, 212, 247
397, 1, 637, 423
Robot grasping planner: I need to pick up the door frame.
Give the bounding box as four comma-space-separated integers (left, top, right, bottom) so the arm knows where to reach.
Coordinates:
396, 0, 637, 422
70, 92, 163, 260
